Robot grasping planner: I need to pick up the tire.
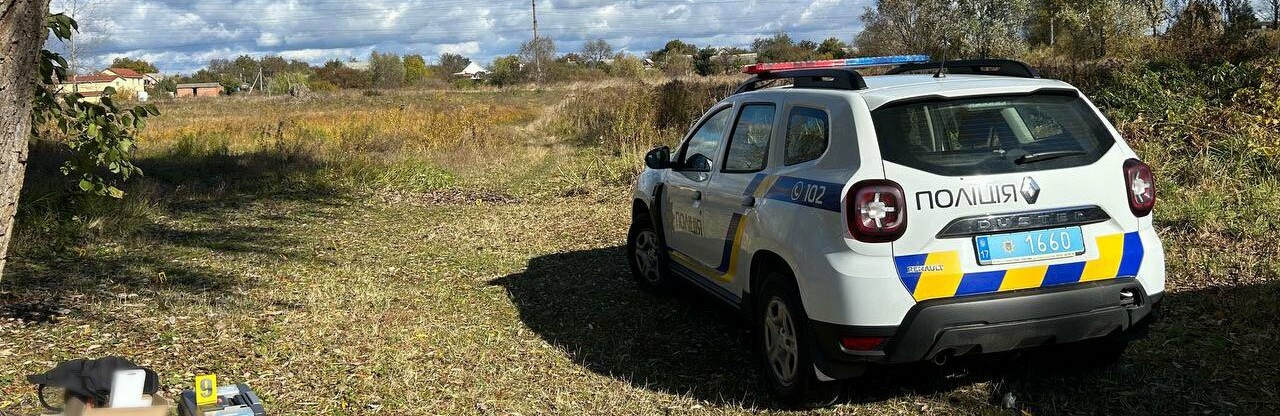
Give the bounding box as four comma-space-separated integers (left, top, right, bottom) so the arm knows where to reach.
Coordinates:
627, 214, 674, 293
755, 271, 841, 408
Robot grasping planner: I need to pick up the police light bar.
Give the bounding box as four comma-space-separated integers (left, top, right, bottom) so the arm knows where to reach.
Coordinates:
743, 55, 931, 75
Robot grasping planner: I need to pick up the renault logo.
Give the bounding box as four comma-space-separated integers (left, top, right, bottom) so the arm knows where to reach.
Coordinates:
1021, 177, 1041, 204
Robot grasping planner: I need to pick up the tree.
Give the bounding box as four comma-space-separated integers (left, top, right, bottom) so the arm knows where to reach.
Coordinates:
268, 71, 310, 95
156, 78, 177, 94
369, 51, 405, 89
0, 0, 51, 278
953, 0, 1030, 58
260, 55, 310, 78
519, 37, 556, 83
1163, 0, 1224, 59
1025, 0, 1073, 47
315, 60, 371, 89
404, 54, 429, 85
650, 39, 698, 61
1221, 0, 1259, 40
487, 55, 525, 86
1058, 0, 1146, 59
1264, 0, 1279, 29
695, 47, 752, 75
110, 57, 158, 73
0, 10, 157, 279
438, 53, 471, 76
752, 32, 821, 62
816, 37, 849, 59
608, 53, 646, 79
1140, 0, 1172, 35
858, 0, 1029, 59
580, 38, 613, 67
856, 0, 955, 58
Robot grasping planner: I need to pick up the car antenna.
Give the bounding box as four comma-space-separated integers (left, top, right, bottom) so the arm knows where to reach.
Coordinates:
934, 37, 948, 78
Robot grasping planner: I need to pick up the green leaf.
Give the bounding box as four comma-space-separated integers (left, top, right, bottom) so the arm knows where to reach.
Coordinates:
106, 186, 125, 199
78, 179, 93, 192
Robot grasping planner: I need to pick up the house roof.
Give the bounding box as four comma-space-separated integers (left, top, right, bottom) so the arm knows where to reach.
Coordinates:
454, 62, 488, 75
104, 68, 145, 78
176, 82, 222, 88
66, 74, 121, 84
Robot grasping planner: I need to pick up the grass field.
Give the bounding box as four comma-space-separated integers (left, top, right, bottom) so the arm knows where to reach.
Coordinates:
1, 75, 1278, 415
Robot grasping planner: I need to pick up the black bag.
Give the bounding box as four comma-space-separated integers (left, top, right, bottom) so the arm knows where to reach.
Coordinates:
27, 356, 159, 411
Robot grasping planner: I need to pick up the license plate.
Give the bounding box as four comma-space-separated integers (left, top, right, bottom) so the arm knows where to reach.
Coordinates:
975, 227, 1086, 265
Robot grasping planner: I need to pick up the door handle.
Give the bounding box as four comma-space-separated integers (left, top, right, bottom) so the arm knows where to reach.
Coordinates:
692, 191, 702, 201
741, 196, 757, 207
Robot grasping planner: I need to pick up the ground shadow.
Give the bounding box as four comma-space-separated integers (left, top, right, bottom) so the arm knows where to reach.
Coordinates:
494, 246, 1280, 413
1, 139, 347, 320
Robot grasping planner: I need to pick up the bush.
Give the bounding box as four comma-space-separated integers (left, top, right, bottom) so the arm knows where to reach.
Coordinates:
308, 79, 338, 93
1089, 60, 1280, 239
269, 71, 311, 95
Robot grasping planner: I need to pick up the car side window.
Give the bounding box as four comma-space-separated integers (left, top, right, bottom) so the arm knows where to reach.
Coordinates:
678, 107, 732, 172
784, 107, 829, 165
722, 104, 776, 173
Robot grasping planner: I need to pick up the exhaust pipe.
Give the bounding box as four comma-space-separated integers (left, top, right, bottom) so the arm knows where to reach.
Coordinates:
931, 350, 953, 366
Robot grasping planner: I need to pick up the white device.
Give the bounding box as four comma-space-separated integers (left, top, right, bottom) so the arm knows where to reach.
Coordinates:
108, 369, 150, 408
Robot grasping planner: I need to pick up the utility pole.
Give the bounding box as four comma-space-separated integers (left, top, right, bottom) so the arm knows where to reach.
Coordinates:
532, 0, 542, 85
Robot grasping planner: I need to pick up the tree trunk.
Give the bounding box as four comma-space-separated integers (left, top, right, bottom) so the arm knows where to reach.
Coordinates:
0, 0, 50, 279
1273, 0, 1279, 30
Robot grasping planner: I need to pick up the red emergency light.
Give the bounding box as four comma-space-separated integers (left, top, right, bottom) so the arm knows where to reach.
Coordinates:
742, 55, 932, 75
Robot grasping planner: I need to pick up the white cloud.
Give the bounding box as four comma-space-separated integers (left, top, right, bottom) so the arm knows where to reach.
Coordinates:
47, 0, 872, 74
257, 32, 282, 47
435, 42, 481, 56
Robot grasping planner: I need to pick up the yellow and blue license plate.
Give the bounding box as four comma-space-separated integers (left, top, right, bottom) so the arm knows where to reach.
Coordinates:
975, 226, 1086, 265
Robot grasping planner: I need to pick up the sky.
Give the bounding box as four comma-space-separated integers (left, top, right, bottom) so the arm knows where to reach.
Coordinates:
48, 0, 874, 74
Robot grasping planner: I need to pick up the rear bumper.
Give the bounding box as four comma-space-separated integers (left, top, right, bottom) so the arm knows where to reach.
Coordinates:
811, 279, 1160, 379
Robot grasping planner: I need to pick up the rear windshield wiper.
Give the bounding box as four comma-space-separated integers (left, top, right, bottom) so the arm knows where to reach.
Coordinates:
1015, 150, 1087, 165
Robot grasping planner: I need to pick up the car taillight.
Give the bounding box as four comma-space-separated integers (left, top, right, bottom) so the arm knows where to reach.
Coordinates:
847, 180, 907, 243
840, 336, 887, 352
1123, 159, 1156, 217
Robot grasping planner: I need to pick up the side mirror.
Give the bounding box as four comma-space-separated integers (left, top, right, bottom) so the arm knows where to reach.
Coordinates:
645, 146, 672, 170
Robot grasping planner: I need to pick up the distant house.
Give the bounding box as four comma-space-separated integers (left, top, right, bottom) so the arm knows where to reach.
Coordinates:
343, 60, 370, 71
100, 68, 150, 89
145, 72, 164, 87
454, 62, 488, 80
175, 82, 222, 98
56, 71, 145, 103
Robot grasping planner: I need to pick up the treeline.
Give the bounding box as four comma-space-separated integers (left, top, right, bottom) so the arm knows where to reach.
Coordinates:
857, 0, 1277, 63
159, 52, 476, 94
138, 0, 1278, 94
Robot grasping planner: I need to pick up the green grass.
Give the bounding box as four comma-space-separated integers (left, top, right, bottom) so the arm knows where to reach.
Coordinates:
1, 74, 1278, 415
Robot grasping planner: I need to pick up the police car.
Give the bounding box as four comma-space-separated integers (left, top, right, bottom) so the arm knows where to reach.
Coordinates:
627, 56, 1164, 406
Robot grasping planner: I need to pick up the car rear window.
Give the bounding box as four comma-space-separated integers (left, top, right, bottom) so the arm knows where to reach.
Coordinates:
872, 92, 1116, 176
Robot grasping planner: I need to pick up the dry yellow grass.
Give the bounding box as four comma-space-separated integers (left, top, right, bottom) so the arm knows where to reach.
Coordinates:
1, 79, 1278, 415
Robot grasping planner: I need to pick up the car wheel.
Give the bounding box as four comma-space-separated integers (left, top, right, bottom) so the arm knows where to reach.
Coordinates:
756, 271, 841, 408
627, 215, 672, 293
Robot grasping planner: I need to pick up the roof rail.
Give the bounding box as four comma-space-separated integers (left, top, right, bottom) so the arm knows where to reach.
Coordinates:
734, 68, 867, 95
885, 59, 1040, 78
734, 55, 930, 95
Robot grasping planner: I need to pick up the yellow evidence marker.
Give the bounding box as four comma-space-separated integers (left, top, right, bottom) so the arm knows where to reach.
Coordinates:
195, 374, 218, 406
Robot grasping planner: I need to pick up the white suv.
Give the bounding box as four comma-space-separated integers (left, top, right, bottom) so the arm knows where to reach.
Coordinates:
627, 57, 1165, 406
